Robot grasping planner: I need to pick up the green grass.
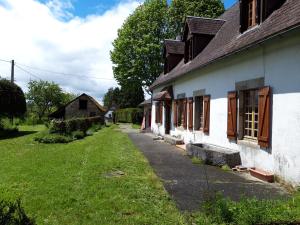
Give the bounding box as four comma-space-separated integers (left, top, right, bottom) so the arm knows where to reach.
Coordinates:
191, 157, 203, 165
131, 124, 141, 129
0, 125, 185, 225
189, 192, 300, 225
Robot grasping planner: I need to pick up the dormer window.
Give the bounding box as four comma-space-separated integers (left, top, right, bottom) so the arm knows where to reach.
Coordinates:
163, 40, 184, 74
248, 0, 257, 28
183, 16, 225, 64
240, 0, 286, 33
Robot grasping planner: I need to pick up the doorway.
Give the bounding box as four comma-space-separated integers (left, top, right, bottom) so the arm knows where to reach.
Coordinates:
165, 101, 171, 134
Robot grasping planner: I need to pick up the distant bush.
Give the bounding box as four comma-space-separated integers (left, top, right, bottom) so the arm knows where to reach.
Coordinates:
0, 79, 26, 118
86, 124, 103, 135
49, 116, 104, 135
34, 132, 73, 144
115, 108, 143, 124
71, 131, 85, 140
0, 117, 18, 137
0, 199, 35, 225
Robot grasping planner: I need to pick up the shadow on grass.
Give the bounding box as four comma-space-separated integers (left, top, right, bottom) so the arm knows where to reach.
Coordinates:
0, 131, 37, 140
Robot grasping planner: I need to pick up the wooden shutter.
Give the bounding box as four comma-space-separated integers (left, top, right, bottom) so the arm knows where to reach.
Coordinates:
203, 95, 210, 134
155, 103, 159, 123
188, 98, 193, 130
227, 91, 237, 140
173, 100, 177, 127
258, 86, 271, 148
159, 102, 163, 124
183, 99, 187, 129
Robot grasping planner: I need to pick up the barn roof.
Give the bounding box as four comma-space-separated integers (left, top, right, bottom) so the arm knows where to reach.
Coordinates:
48, 93, 106, 118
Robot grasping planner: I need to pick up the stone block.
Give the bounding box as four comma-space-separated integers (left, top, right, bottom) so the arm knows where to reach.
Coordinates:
186, 143, 241, 168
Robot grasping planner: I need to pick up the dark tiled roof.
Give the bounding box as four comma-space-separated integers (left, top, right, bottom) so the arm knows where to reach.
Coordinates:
164, 39, 185, 55
150, 0, 300, 90
186, 16, 226, 36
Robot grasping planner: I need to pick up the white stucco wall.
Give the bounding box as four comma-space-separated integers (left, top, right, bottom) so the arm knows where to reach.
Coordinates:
151, 29, 300, 186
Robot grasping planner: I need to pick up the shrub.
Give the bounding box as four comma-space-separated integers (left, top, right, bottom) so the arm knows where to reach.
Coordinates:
49, 116, 104, 135
0, 117, 18, 137
34, 133, 72, 144
115, 108, 143, 124
72, 131, 85, 140
0, 79, 26, 118
0, 199, 35, 225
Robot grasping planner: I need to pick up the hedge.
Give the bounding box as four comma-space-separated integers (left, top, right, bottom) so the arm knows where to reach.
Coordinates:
0, 79, 26, 117
49, 116, 104, 134
115, 108, 143, 124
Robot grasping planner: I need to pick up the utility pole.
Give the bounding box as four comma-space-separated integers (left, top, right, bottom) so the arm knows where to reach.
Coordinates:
11, 59, 14, 83
10, 59, 15, 124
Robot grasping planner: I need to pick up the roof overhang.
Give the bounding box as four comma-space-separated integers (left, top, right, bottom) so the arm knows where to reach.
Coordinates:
153, 91, 171, 101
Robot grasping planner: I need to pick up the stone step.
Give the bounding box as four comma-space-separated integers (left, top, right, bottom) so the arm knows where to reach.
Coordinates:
164, 135, 184, 145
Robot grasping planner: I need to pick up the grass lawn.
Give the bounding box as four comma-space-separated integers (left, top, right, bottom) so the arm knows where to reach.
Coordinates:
0, 125, 185, 225
131, 124, 141, 130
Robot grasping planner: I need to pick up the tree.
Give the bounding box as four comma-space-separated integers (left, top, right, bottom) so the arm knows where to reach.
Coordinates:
61, 92, 78, 105
119, 86, 144, 108
111, 0, 169, 94
26, 80, 65, 120
110, 0, 224, 93
103, 86, 144, 109
168, 0, 225, 37
0, 79, 26, 118
103, 87, 121, 108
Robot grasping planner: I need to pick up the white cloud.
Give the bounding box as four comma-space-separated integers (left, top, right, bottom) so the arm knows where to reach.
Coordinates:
0, 0, 140, 103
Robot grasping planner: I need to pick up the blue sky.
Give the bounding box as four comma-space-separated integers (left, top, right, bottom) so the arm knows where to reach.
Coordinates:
0, 0, 237, 101
37, 0, 237, 18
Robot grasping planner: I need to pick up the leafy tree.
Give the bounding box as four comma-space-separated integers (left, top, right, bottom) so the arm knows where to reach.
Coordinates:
119, 86, 144, 108
0, 79, 26, 118
103, 86, 144, 109
168, 0, 225, 37
26, 80, 65, 120
110, 0, 224, 93
61, 92, 78, 105
111, 0, 169, 94
103, 87, 121, 108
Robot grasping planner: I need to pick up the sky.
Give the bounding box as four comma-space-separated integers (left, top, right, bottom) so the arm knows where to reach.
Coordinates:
0, 0, 236, 103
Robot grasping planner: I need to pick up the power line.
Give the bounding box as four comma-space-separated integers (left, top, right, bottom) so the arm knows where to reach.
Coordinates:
15, 62, 115, 81
0, 58, 11, 63
15, 65, 43, 80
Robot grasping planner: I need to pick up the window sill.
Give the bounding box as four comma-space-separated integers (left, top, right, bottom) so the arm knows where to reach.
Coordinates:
237, 139, 260, 149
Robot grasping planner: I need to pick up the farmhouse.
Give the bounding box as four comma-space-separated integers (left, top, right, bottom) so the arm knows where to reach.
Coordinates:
149, 0, 300, 186
49, 93, 106, 120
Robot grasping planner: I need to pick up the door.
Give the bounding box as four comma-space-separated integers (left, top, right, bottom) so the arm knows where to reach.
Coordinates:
165, 101, 171, 134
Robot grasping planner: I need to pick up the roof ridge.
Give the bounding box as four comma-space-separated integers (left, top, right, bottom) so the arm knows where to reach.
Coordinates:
186, 15, 226, 22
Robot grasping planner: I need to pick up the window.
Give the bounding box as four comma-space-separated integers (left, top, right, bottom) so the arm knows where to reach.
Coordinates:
248, 0, 257, 28
243, 89, 259, 140
174, 99, 187, 129
79, 99, 87, 110
155, 102, 162, 124
90, 112, 96, 117
177, 100, 184, 127
194, 96, 204, 130
227, 85, 271, 147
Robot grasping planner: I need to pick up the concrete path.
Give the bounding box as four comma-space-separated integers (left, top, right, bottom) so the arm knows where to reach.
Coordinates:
119, 124, 288, 211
